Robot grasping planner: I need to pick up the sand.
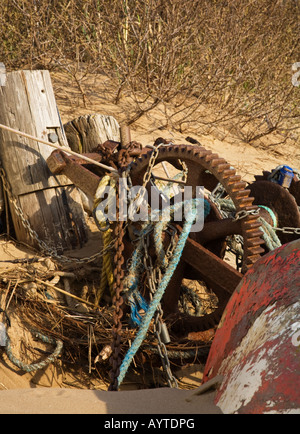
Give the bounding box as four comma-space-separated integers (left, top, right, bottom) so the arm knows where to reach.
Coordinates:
0, 380, 223, 414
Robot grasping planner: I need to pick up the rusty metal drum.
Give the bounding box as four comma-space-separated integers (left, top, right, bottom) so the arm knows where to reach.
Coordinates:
203, 238, 300, 414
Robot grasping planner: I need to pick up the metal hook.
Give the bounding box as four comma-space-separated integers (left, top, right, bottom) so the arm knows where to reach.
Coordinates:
92, 208, 110, 232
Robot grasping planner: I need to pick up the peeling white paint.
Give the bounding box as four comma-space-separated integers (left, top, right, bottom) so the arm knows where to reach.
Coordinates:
217, 350, 268, 414
291, 330, 300, 347
216, 301, 300, 414
264, 409, 300, 415
291, 322, 300, 332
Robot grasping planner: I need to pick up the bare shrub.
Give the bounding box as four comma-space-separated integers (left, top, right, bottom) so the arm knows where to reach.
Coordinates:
0, 0, 299, 142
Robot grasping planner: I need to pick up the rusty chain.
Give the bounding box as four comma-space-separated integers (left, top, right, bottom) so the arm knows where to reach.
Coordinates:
0, 162, 116, 264
107, 142, 149, 390
108, 203, 125, 391
107, 147, 132, 391
107, 143, 182, 390
274, 226, 300, 235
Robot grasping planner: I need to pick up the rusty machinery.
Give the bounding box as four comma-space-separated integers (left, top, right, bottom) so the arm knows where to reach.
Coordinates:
46, 135, 300, 397
47, 138, 270, 336
248, 167, 300, 246
46, 137, 300, 333
46, 141, 300, 332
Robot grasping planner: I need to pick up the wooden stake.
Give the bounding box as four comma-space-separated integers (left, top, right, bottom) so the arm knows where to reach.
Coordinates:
0, 123, 119, 175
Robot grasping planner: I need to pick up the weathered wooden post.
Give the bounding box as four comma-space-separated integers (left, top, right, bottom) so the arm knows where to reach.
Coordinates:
63, 113, 122, 213
0, 70, 88, 253
64, 113, 120, 154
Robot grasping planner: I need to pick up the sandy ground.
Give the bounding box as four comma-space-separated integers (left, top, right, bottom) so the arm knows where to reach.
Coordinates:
0, 379, 223, 414
0, 71, 299, 414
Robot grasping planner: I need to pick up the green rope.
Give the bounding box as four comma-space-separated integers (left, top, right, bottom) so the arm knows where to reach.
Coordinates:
5, 329, 63, 373
258, 217, 282, 251
144, 345, 210, 360
257, 205, 278, 228
216, 197, 236, 213
213, 197, 282, 252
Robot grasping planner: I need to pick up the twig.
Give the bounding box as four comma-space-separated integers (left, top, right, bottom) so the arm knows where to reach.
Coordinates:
5, 278, 20, 310
24, 272, 96, 308
153, 175, 186, 186
88, 324, 93, 373
0, 123, 119, 175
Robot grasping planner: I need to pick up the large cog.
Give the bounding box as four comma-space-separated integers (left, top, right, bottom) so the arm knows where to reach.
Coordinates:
128, 144, 265, 334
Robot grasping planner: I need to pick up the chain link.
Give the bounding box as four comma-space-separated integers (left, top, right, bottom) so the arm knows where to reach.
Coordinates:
108, 174, 126, 391
142, 231, 178, 388
126, 145, 163, 218
153, 310, 178, 388
142, 145, 162, 187
274, 226, 300, 235
0, 164, 111, 264
210, 182, 226, 199
233, 208, 260, 221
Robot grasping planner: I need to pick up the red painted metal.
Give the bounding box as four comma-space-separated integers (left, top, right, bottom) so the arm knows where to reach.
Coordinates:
203, 238, 300, 414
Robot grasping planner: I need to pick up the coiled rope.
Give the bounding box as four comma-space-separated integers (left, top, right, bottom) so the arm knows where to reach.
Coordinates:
258, 218, 282, 251
5, 330, 63, 373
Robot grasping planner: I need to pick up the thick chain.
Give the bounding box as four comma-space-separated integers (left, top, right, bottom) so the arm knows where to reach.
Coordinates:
107, 145, 174, 389
108, 176, 126, 391
142, 145, 161, 187
153, 310, 178, 388
210, 182, 226, 200
0, 164, 113, 264
142, 232, 178, 388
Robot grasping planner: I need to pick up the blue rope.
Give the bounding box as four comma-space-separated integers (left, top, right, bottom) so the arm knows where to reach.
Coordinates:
123, 199, 210, 326
117, 200, 204, 387
127, 290, 149, 326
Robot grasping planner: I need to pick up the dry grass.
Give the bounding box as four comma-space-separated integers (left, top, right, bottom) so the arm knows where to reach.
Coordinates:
0, 240, 214, 388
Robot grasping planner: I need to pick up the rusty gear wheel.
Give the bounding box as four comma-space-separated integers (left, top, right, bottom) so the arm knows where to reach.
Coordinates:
46, 141, 265, 335
128, 144, 265, 334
